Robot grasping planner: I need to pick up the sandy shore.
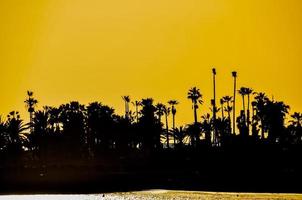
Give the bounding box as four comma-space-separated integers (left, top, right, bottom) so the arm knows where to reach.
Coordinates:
1, 190, 302, 200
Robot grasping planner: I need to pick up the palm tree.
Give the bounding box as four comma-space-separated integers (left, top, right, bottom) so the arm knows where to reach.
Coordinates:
212, 68, 217, 117
201, 113, 212, 145
168, 100, 179, 146
139, 98, 161, 149
44, 106, 61, 134
24, 91, 38, 133
253, 92, 269, 139
155, 103, 165, 124
238, 87, 249, 137
212, 68, 218, 145
163, 105, 170, 148
187, 87, 203, 124
265, 100, 289, 142
31, 110, 49, 157
132, 100, 141, 123
172, 126, 186, 148
122, 96, 131, 119
222, 96, 233, 134
59, 102, 86, 154
238, 87, 247, 117
245, 87, 253, 134
288, 112, 302, 144
6, 111, 28, 152
232, 71, 237, 134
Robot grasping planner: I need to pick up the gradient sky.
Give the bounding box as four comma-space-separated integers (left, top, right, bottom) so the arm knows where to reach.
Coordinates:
1, 0, 301, 126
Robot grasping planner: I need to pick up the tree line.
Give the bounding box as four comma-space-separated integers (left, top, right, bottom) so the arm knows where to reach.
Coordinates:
0, 69, 301, 160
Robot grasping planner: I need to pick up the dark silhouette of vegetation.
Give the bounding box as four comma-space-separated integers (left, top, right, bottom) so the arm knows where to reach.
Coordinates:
0, 70, 301, 194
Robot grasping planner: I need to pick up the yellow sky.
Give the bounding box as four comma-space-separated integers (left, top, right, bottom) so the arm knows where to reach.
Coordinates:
0, 0, 301, 126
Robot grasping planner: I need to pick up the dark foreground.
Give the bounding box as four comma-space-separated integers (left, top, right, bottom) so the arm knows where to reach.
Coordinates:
1, 147, 301, 194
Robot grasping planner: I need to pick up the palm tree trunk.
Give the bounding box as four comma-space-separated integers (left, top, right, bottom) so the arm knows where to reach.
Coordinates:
213, 72, 217, 145
233, 77, 236, 135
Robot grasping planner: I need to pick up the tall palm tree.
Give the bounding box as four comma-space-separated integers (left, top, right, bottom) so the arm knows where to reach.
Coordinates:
187, 87, 203, 124
122, 96, 131, 119
212, 68, 217, 118
238, 87, 247, 120
132, 100, 141, 123
232, 71, 237, 134
245, 87, 253, 134
253, 92, 269, 139
212, 68, 218, 145
163, 105, 170, 148
24, 91, 38, 133
238, 87, 249, 137
168, 100, 179, 146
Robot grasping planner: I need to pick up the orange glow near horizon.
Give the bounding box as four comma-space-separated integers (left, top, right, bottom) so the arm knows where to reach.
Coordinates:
0, 0, 302, 126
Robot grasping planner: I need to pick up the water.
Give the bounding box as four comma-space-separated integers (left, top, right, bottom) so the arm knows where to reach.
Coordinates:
0, 190, 301, 200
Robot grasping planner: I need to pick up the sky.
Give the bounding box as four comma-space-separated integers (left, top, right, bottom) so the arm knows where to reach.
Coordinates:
0, 0, 301, 126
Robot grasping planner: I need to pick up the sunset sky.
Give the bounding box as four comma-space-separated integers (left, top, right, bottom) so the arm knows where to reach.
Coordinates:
1, 0, 301, 126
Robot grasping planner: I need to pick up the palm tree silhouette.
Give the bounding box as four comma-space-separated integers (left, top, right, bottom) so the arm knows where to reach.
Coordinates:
6, 111, 28, 153
222, 95, 233, 134
238, 87, 247, 122
288, 112, 302, 144
201, 113, 212, 145
172, 126, 186, 148
24, 91, 38, 134
232, 71, 237, 134
168, 100, 179, 146
122, 96, 131, 119
132, 100, 141, 123
31, 110, 49, 158
238, 87, 250, 137
245, 87, 253, 134
187, 87, 203, 124
253, 92, 269, 139
212, 68, 218, 145
266, 100, 289, 142
155, 103, 165, 124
